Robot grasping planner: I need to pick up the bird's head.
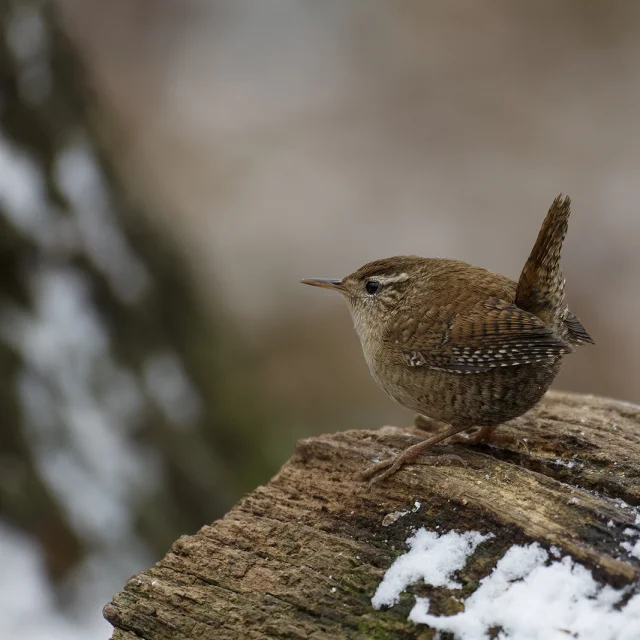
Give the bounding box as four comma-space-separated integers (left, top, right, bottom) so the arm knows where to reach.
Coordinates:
301, 256, 427, 340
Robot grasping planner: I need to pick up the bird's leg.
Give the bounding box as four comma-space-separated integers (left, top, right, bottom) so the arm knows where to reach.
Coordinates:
449, 425, 528, 451
413, 414, 445, 433
358, 424, 469, 485
448, 425, 498, 444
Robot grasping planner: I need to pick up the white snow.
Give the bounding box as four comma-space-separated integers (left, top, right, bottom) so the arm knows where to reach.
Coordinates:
0, 131, 73, 250
372, 529, 494, 608
554, 458, 576, 469
143, 351, 202, 426
620, 517, 640, 560
0, 521, 111, 640
621, 539, 640, 560
373, 528, 640, 640
0, 125, 150, 306
618, 510, 640, 560
0, 120, 181, 639
54, 139, 150, 303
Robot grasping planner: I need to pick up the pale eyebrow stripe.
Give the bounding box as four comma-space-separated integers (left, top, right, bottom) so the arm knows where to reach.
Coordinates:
373, 273, 410, 285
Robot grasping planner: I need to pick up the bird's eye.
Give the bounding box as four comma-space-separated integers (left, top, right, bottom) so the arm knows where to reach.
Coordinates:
365, 280, 381, 295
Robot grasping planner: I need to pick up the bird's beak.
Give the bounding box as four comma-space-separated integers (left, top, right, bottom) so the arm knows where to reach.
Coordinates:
300, 278, 345, 292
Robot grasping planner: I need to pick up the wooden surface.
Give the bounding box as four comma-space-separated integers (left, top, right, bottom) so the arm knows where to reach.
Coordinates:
104, 391, 640, 639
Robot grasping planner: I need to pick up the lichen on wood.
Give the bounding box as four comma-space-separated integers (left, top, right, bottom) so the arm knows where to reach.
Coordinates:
104, 391, 640, 639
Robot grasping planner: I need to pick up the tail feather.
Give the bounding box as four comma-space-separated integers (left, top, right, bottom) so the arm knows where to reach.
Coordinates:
516, 194, 570, 323
516, 195, 593, 346
563, 310, 595, 345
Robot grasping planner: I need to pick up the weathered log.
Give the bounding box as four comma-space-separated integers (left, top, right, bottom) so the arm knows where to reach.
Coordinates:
104, 391, 640, 639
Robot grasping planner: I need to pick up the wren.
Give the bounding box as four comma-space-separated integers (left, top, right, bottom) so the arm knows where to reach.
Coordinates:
301, 195, 593, 484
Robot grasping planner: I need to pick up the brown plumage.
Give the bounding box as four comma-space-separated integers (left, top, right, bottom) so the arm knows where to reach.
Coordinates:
301, 195, 593, 484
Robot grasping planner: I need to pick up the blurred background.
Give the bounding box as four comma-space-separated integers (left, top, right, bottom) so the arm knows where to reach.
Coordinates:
1, 0, 639, 637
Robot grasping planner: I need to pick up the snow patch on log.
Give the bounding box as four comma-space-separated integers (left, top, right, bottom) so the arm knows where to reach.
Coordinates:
621, 513, 640, 560
374, 527, 640, 640
372, 528, 494, 608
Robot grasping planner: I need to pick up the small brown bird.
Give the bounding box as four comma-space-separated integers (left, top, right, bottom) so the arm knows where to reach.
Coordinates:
301, 195, 593, 484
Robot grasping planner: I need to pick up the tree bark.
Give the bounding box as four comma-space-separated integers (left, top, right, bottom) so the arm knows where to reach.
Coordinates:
104, 391, 640, 639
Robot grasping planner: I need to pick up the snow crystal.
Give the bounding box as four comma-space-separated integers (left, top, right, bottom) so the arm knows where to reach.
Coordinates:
621, 539, 640, 560
619, 512, 640, 560
620, 520, 640, 560
371, 529, 494, 609
374, 529, 640, 639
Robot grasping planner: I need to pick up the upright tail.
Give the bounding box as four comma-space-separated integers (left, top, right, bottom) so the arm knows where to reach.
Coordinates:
516, 195, 594, 346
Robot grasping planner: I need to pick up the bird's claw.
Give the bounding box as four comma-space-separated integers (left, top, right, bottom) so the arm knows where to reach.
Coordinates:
357, 452, 467, 486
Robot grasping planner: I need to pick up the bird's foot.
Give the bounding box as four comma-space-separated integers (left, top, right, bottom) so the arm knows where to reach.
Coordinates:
450, 425, 528, 451
357, 424, 469, 485
358, 448, 467, 485
449, 425, 497, 445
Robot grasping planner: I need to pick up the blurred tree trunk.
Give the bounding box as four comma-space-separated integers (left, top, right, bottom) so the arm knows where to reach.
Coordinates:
0, 0, 274, 584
